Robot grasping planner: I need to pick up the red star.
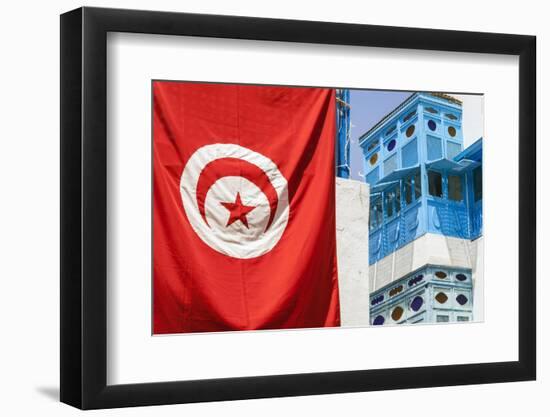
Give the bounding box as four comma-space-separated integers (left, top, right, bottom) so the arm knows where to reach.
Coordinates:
220, 193, 256, 228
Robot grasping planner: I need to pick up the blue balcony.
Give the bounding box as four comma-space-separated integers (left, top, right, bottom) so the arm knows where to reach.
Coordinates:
360, 93, 482, 265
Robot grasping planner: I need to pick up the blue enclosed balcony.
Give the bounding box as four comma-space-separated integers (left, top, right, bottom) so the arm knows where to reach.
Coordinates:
359, 93, 483, 265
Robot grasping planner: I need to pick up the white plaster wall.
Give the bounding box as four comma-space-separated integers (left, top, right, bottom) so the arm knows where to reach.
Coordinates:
335, 178, 370, 326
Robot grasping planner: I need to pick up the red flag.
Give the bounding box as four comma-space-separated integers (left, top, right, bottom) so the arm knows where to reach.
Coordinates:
153, 81, 339, 333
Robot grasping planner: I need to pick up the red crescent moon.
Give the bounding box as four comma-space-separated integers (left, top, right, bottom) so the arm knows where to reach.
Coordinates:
195, 157, 280, 232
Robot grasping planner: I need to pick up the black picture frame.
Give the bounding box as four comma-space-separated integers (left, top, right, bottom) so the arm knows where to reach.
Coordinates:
60, 6, 536, 410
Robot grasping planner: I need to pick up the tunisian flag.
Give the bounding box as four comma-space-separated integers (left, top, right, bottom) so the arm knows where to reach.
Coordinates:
153, 81, 339, 334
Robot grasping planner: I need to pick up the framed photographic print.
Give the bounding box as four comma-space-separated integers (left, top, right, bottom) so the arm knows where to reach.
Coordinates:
60, 6, 536, 409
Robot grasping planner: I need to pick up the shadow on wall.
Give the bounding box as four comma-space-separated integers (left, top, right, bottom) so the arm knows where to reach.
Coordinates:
35, 386, 59, 401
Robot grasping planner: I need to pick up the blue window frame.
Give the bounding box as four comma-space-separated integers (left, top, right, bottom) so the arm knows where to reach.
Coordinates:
414, 171, 421, 200
369, 197, 383, 231
404, 176, 413, 205
473, 166, 482, 201
403, 170, 421, 206
395, 185, 401, 215
384, 184, 401, 220
448, 174, 464, 202
428, 170, 443, 198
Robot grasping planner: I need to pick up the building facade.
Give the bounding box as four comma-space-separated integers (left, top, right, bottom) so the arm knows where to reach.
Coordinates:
358, 92, 483, 325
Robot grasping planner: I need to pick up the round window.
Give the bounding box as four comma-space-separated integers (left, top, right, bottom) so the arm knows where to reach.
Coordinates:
369, 153, 378, 165
448, 126, 457, 137
435, 292, 448, 304
456, 273, 467, 281
373, 315, 385, 325
428, 120, 437, 131
387, 139, 397, 152
456, 294, 468, 305
410, 296, 424, 312
435, 271, 447, 279
406, 124, 415, 137
391, 306, 404, 321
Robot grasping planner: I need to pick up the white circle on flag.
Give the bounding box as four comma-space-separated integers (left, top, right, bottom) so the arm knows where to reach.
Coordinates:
180, 144, 289, 259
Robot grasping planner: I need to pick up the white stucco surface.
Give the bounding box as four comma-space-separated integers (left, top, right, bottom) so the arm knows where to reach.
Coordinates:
335, 178, 370, 327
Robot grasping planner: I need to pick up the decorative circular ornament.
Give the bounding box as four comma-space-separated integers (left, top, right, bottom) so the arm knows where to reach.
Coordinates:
456, 294, 469, 305
369, 153, 379, 165
406, 124, 415, 137
456, 273, 468, 281
387, 139, 397, 152
410, 296, 424, 312
428, 119, 437, 131
435, 292, 448, 304
373, 315, 385, 325
448, 126, 457, 137
180, 144, 289, 259
391, 306, 404, 321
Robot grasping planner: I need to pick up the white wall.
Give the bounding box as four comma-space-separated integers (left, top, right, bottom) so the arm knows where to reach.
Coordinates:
0, 1, 545, 416
335, 178, 370, 327
370, 234, 482, 291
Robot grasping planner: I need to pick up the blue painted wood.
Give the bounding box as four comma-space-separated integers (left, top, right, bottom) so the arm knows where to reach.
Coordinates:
361, 93, 483, 264
336, 89, 351, 179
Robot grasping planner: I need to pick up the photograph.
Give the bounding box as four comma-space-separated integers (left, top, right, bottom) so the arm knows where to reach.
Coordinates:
49, 3, 538, 412
0, 0, 544, 413
152, 81, 484, 334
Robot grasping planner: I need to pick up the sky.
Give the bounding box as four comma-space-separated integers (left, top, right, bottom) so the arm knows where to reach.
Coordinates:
347, 90, 484, 181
